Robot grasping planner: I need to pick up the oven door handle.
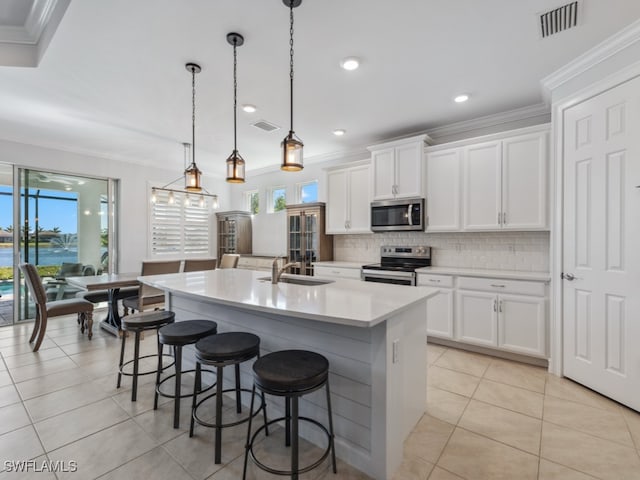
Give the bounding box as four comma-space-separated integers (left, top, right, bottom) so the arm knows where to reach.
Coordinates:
407, 204, 413, 226
361, 269, 416, 282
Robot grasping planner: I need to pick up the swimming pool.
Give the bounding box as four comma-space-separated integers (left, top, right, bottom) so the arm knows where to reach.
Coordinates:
0, 281, 13, 295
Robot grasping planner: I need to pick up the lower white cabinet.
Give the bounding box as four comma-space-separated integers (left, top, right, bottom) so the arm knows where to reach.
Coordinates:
420, 272, 548, 358
313, 265, 361, 281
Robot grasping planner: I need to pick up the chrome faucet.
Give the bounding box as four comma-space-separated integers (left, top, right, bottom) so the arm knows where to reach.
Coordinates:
272, 258, 300, 284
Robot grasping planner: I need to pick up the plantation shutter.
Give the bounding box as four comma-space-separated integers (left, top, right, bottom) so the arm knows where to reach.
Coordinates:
150, 189, 211, 256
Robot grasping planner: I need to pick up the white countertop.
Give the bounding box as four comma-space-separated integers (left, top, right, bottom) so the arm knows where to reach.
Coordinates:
312, 261, 367, 270
415, 266, 551, 282
140, 269, 437, 328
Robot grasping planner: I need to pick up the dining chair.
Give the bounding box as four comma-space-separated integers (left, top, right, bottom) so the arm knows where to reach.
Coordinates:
183, 258, 217, 272
19, 263, 94, 352
123, 260, 181, 314
218, 254, 240, 269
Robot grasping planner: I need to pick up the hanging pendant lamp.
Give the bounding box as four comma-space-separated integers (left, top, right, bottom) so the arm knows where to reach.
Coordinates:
281, 0, 304, 172
225, 33, 246, 183
184, 63, 203, 192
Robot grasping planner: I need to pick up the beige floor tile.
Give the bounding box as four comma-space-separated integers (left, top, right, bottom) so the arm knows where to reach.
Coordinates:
316, 458, 372, 479
0, 339, 57, 357
0, 324, 31, 339
111, 380, 172, 417
541, 421, 640, 480
0, 370, 12, 387
0, 426, 44, 463
8, 356, 78, 383
483, 359, 546, 393
437, 428, 538, 480
621, 406, 640, 451
458, 399, 541, 454
428, 467, 464, 480
74, 356, 122, 379
434, 349, 491, 378
133, 401, 193, 445
48, 419, 157, 480
392, 457, 433, 480
2, 347, 67, 369
15, 368, 90, 400
0, 402, 31, 436
404, 415, 455, 464
426, 344, 447, 366
0, 384, 21, 408
543, 395, 633, 447
0, 455, 57, 479
34, 397, 129, 451
23, 380, 110, 422
426, 386, 469, 425
427, 366, 480, 398
537, 459, 599, 479
545, 375, 623, 412
473, 378, 544, 418
98, 446, 193, 480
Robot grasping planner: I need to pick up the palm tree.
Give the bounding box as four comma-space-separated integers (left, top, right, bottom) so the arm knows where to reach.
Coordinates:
51, 226, 61, 234
4, 225, 13, 232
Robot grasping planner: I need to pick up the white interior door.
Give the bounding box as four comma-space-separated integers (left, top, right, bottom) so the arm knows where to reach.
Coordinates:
563, 76, 640, 412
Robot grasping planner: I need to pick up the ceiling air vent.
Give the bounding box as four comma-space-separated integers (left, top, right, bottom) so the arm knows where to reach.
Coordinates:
540, 1, 579, 38
251, 120, 280, 132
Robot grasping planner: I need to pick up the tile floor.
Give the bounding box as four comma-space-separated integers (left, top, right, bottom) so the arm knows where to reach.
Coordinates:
0, 314, 639, 479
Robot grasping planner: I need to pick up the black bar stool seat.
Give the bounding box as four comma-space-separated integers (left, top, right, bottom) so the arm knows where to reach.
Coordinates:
244, 350, 337, 480
117, 310, 176, 403
190, 332, 268, 464
155, 320, 218, 428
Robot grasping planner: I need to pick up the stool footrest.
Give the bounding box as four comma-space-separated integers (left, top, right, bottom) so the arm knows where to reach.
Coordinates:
192, 387, 265, 430
119, 353, 175, 378
155, 368, 216, 399
247, 416, 333, 476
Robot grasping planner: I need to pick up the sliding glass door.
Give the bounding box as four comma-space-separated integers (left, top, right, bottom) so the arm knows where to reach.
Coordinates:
0, 166, 119, 325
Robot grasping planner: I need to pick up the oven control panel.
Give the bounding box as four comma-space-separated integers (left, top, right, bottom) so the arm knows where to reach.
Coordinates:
380, 245, 431, 258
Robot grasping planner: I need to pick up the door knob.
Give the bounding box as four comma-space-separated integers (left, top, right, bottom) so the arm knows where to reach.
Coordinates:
562, 272, 579, 281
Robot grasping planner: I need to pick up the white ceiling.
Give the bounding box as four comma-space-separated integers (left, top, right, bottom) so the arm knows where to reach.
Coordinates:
0, 0, 639, 177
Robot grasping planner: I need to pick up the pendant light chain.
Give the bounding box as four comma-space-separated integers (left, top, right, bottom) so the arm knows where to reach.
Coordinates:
233, 39, 238, 152
191, 66, 196, 165
289, 3, 295, 131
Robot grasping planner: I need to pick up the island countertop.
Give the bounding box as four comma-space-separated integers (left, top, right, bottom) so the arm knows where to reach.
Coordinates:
140, 269, 437, 328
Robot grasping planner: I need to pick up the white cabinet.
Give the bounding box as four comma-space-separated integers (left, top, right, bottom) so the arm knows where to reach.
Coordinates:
455, 276, 547, 357
326, 163, 371, 234
463, 131, 547, 231
368, 135, 429, 200
313, 265, 361, 281
418, 273, 454, 339
425, 148, 462, 231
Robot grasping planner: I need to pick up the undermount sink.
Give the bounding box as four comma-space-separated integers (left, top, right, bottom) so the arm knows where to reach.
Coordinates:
257, 276, 334, 286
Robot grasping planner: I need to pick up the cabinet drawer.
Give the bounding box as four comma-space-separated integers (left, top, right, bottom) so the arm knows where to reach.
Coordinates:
457, 276, 545, 296
314, 266, 361, 280
417, 274, 454, 288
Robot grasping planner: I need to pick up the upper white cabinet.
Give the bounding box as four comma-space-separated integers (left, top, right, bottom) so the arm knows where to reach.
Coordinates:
425, 148, 462, 231
326, 163, 371, 234
368, 135, 429, 200
463, 130, 548, 231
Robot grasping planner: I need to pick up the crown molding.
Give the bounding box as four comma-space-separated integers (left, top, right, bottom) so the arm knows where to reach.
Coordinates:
426, 103, 550, 141
541, 18, 640, 95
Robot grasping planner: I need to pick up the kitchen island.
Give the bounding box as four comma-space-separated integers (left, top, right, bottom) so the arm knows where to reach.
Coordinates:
140, 269, 437, 479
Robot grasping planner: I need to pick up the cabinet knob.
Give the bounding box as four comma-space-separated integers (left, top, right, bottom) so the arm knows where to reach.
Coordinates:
490, 284, 506, 288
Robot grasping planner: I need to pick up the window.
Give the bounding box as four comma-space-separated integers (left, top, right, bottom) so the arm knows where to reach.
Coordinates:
270, 186, 287, 213
149, 189, 211, 256
245, 190, 259, 215
298, 180, 318, 203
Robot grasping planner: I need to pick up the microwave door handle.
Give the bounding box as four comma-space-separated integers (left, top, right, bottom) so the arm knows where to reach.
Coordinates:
407, 204, 413, 226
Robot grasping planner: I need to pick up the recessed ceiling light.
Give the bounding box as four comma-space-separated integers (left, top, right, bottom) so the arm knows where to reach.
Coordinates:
340, 57, 360, 71
332, 129, 346, 136
454, 94, 469, 103
242, 104, 257, 113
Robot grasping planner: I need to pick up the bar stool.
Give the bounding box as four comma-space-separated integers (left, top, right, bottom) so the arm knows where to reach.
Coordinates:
190, 332, 269, 464
243, 350, 337, 480
155, 320, 219, 428
117, 310, 175, 402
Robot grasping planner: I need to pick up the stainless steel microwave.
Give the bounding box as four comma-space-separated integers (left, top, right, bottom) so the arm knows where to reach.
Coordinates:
370, 198, 425, 232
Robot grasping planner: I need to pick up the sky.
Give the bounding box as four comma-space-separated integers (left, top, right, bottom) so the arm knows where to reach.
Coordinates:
0, 186, 79, 233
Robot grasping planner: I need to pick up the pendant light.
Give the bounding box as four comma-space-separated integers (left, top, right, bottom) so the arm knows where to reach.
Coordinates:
184, 63, 203, 192
225, 33, 246, 183
281, 0, 304, 172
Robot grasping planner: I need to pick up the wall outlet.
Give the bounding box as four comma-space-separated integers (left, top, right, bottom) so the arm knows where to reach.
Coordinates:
392, 339, 399, 363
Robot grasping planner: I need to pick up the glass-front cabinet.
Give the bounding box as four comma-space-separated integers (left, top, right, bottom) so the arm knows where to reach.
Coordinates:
286, 203, 333, 276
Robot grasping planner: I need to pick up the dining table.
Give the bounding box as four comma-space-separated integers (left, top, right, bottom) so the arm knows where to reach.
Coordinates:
65, 272, 139, 336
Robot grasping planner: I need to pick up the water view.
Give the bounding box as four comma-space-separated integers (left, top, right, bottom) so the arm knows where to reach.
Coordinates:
0, 246, 79, 268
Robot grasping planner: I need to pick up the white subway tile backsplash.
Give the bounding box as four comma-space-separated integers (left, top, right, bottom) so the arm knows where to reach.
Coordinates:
334, 231, 550, 272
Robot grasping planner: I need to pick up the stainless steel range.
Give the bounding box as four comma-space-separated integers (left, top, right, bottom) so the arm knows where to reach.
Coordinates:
361, 246, 431, 286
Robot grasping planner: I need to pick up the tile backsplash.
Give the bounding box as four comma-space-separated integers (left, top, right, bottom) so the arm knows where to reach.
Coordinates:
334, 231, 550, 272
